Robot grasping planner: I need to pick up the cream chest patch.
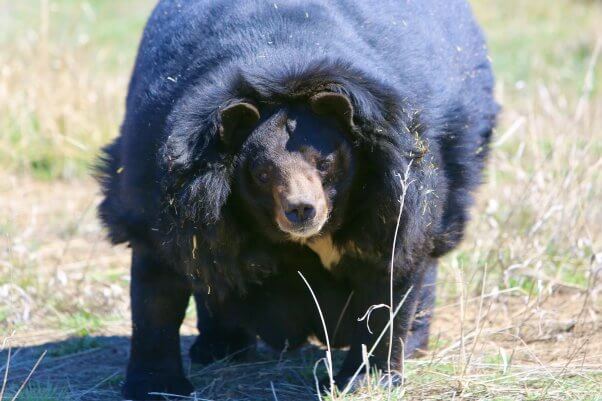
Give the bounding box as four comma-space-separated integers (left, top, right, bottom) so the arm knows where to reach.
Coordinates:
306, 235, 342, 270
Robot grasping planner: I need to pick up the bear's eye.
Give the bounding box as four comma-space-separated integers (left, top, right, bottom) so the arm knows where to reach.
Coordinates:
253, 165, 272, 185
317, 157, 334, 172
250, 159, 273, 185
258, 171, 270, 183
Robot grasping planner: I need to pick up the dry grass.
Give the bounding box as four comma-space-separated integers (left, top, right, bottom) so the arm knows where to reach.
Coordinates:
1, 0, 601, 400
0, 0, 151, 179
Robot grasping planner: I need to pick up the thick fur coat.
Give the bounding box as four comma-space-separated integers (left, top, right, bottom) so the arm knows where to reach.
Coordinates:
97, 1, 497, 399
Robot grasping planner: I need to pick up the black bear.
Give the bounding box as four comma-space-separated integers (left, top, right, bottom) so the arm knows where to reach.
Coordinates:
96, 0, 497, 399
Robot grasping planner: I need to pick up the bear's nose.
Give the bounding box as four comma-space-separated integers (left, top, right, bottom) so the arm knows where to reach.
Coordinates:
284, 202, 316, 224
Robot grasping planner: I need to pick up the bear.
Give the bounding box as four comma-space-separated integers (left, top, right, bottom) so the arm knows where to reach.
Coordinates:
95, 0, 498, 399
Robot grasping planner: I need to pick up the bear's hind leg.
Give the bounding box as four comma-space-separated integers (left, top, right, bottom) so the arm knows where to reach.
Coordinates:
190, 293, 256, 365
405, 260, 437, 357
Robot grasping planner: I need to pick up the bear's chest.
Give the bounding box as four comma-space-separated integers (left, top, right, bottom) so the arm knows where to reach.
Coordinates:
306, 236, 342, 271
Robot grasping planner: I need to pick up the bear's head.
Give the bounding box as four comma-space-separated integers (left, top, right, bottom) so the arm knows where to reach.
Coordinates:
222, 93, 356, 242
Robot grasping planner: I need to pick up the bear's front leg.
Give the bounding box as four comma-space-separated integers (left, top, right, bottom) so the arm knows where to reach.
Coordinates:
122, 246, 194, 400
332, 265, 426, 391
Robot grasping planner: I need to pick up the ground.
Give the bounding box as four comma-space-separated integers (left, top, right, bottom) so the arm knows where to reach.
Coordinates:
1, 0, 601, 400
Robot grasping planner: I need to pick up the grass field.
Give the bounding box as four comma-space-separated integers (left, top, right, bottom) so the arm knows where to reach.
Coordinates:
1, 0, 601, 400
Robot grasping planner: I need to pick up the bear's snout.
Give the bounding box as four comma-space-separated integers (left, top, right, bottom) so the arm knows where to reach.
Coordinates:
274, 170, 328, 239
283, 200, 317, 224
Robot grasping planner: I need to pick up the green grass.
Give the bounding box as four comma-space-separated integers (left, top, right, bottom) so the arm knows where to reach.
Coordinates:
47, 335, 100, 358
7, 383, 68, 401
57, 310, 103, 336
0, 0, 152, 179
474, 0, 601, 94
0, 0, 600, 179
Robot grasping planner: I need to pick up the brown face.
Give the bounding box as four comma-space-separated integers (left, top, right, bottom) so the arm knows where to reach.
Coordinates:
232, 103, 354, 242
271, 148, 330, 238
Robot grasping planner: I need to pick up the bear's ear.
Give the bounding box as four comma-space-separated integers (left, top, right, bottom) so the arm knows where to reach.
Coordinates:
309, 92, 354, 128
219, 102, 261, 147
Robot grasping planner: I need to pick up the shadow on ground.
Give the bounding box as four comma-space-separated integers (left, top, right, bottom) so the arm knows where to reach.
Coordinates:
2, 335, 335, 401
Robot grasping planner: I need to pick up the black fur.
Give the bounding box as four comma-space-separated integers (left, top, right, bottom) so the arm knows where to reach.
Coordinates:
96, 1, 497, 399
